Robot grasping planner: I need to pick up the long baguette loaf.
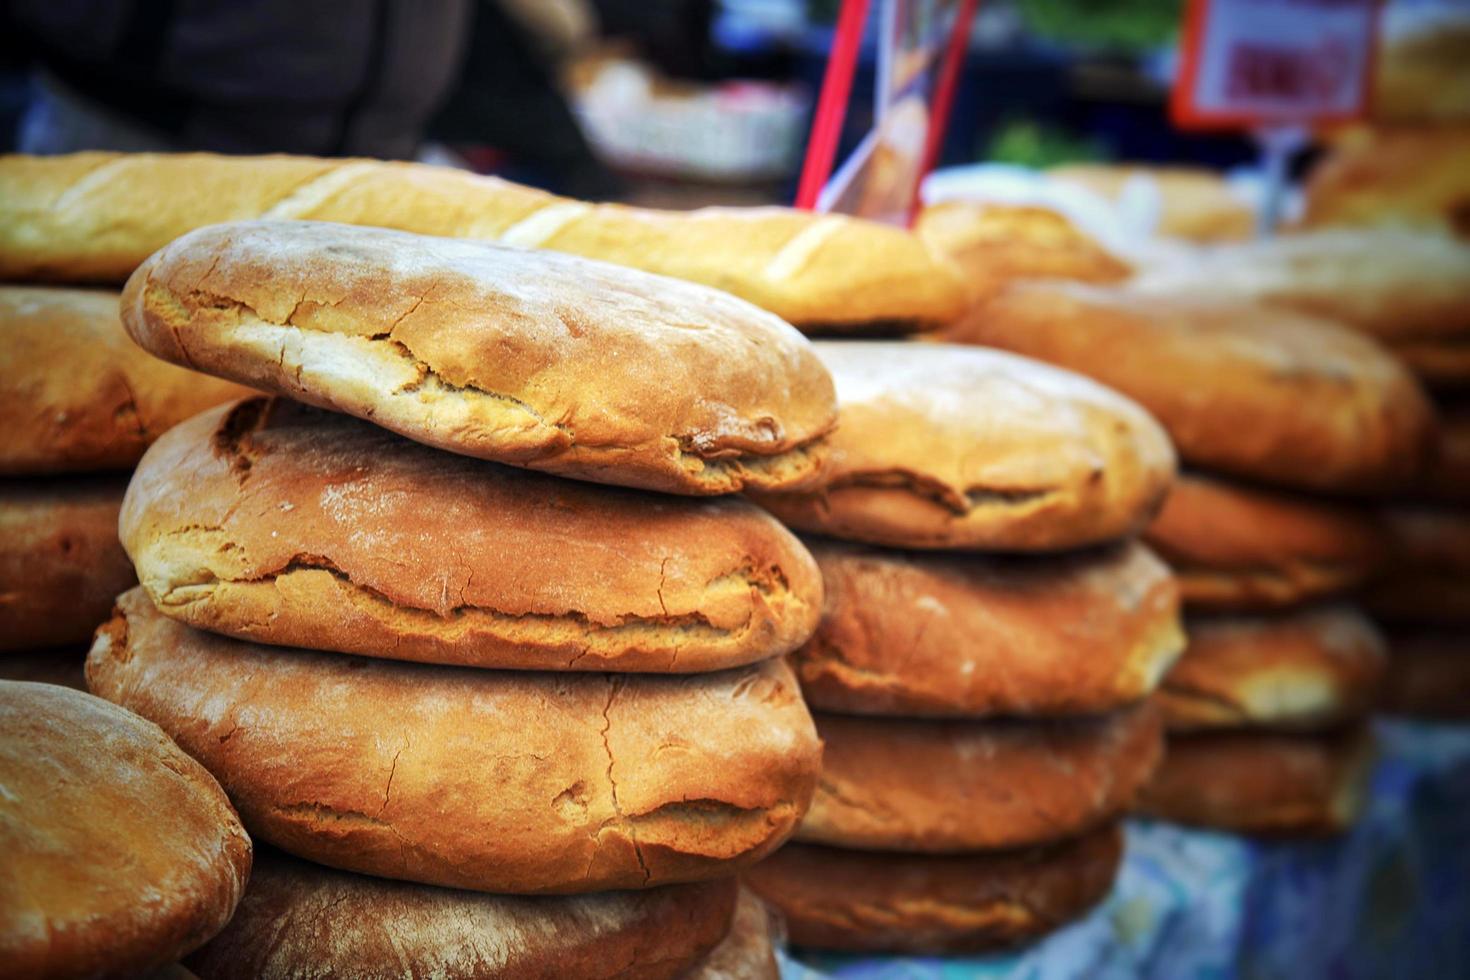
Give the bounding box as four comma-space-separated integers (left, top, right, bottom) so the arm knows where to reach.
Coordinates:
0, 152, 966, 331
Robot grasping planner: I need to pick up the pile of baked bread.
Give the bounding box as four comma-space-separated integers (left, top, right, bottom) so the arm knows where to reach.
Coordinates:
0, 142, 1465, 976
924, 140, 1470, 833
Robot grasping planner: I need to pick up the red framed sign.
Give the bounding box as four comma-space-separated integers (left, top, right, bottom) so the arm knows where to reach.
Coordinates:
1172, 0, 1380, 130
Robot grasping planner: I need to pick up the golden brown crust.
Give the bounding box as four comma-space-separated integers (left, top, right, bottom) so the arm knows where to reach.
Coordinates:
87, 589, 822, 895
1365, 505, 1470, 624
0, 477, 136, 652
797, 706, 1161, 852
1300, 125, 1470, 238
1144, 472, 1385, 610
1139, 726, 1374, 835
122, 398, 822, 673
0, 286, 254, 475
793, 538, 1182, 717
684, 888, 782, 980
942, 282, 1435, 493
749, 342, 1175, 551
0, 681, 251, 978
1157, 606, 1387, 732
1132, 229, 1470, 349
1380, 627, 1470, 719
0, 151, 966, 330
744, 824, 1122, 955
121, 220, 838, 495
185, 848, 737, 980
1048, 164, 1256, 243
1372, 22, 1470, 126
915, 201, 1131, 306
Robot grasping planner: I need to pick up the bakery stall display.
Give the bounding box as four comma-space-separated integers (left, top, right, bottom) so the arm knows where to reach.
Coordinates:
743, 340, 1182, 953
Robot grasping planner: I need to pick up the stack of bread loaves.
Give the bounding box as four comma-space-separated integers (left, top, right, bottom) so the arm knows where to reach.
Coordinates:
1121, 224, 1470, 724
65, 216, 856, 978
937, 279, 1436, 834
738, 341, 1183, 953
0, 285, 250, 688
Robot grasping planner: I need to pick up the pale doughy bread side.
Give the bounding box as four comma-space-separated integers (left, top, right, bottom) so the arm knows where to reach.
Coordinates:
750, 342, 1176, 551
122, 398, 823, 673
0, 151, 967, 331
1145, 472, 1384, 610
0, 682, 251, 979
942, 282, 1434, 493
1139, 726, 1374, 835
793, 538, 1182, 717
121, 220, 837, 495
1157, 606, 1387, 732
87, 589, 822, 895
0, 286, 253, 475
0, 477, 136, 652
185, 848, 736, 980
797, 706, 1162, 852
744, 823, 1122, 954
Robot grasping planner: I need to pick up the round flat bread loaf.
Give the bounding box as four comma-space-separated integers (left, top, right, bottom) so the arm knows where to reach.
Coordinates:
1132, 230, 1470, 387
940, 282, 1433, 493
1139, 726, 1373, 835
1157, 606, 1386, 733
797, 706, 1161, 852
1380, 628, 1470, 720
121, 220, 837, 495
87, 589, 821, 895
1144, 472, 1384, 610
685, 889, 781, 980
185, 847, 736, 980
915, 202, 1131, 306
792, 539, 1182, 717
122, 397, 823, 673
744, 823, 1122, 955
0, 286, 253, 475
0, 477, 136, 652
0, 681, 251, 978
1366, 505, 1470, 624
749, 343, 1175, 551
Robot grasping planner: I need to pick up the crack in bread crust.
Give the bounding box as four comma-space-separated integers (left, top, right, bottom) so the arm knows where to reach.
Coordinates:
137, 258, 832, 494
146, 548, 808, 672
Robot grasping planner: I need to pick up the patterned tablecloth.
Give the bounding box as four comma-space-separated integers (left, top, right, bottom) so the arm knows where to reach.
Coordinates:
779, 720, 1470, 980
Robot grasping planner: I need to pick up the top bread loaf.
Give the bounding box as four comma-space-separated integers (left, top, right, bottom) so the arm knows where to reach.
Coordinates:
121, 220, 838, 495
0, 152, 967, 332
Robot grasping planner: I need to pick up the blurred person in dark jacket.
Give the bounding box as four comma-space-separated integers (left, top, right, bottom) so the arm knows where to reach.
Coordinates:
8, 0, 617, 194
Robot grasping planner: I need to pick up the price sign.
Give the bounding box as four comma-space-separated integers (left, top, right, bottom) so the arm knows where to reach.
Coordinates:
1172, 0, 1380, 129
